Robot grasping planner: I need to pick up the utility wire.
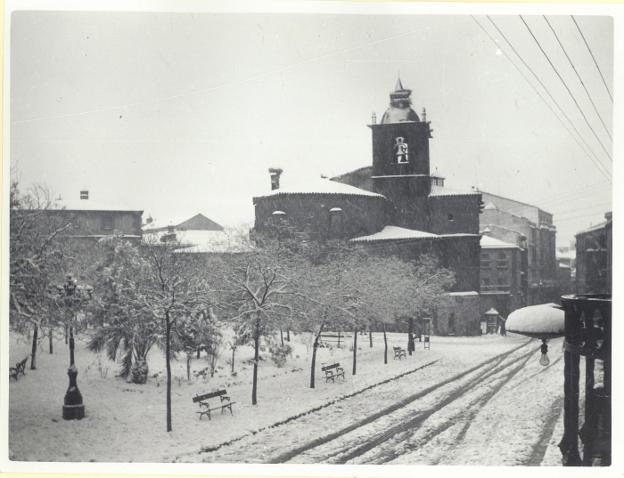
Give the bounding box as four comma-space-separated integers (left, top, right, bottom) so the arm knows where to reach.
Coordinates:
519, 15, 612, 163
571, 15, 613, 102
543, 15, 612, 141
482, 16, 611, 181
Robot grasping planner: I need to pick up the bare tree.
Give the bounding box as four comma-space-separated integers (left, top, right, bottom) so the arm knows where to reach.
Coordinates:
9, 182, 73, 369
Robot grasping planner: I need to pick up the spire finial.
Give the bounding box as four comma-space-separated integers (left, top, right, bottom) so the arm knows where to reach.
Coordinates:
395, 73, 404, 92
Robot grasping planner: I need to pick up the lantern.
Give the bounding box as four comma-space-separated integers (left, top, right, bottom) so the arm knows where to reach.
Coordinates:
506, 303, 565, 366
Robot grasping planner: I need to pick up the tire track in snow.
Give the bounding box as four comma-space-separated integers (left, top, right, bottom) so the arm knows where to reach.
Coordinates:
186, 358, 439, 460
270, 339, 535, 463
332, 345, 539, 464
365, 345, 538, 464
523, 396, 564, 466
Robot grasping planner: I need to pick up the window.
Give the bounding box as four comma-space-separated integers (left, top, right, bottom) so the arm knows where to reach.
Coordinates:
480, 253, 491, 268
496, 251, 507, 269
102, 214, 114, 231
448, 213, 454, 221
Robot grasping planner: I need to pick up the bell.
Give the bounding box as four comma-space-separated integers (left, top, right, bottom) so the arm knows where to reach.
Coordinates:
539, 339, 550, 367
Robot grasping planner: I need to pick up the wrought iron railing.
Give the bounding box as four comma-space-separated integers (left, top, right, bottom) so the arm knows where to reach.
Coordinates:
559, 294, 611, 466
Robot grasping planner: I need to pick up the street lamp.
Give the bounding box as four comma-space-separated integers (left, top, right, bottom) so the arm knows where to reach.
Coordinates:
58, 273, 93, 420
506, 303, 564, 366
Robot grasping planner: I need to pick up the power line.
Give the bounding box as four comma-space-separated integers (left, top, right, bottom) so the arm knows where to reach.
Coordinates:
571, 15, 613, 102
519, 15, 612, 163
482, 16, 611, 181
543, 15, 612, 141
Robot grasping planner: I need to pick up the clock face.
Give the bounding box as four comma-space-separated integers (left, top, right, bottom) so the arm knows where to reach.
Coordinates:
394, 136, 409, 164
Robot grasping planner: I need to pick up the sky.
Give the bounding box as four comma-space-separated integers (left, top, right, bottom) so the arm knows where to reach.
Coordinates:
9, 9, 614, 246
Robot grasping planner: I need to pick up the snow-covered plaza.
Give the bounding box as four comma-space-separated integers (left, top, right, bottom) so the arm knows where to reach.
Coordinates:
9, 330, 566, 465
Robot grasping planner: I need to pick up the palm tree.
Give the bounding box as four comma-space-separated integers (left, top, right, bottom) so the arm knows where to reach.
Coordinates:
87, 312, 160, 383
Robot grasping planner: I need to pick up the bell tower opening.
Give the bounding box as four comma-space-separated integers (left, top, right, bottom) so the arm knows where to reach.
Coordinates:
369, 78, 433, 197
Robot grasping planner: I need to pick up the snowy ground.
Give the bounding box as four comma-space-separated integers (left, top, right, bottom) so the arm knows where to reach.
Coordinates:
8, 329, 566, 464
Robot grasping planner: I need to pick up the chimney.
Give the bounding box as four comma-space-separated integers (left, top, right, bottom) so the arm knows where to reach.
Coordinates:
422, 108, 427, 122
146, 215, 153, 225
80, 190, 89, 200
371, 112, 377, 124
269, 168, 283, 191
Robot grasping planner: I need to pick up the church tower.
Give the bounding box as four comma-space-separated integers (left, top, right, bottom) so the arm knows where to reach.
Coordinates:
369, 79, 433, 229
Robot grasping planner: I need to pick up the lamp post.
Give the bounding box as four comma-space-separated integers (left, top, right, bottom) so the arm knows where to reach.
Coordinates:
59, 273, 92, 420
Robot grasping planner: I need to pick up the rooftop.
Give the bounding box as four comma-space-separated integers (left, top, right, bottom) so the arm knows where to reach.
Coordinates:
350, 225, 439, 243
480, 235, 520, 249
429, 185, 479, 197
254, 177, 385, 199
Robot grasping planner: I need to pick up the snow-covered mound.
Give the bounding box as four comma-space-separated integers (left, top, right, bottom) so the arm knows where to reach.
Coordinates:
506, 303, 565, 338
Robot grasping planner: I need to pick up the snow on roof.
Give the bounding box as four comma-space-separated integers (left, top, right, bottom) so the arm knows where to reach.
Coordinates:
576, 220, 609, 236
449, 291, 479, 297
484, 202, 497, 210
480, 235, 520, 249
429, 185, 480, 197
351, 225, 439, 243
255, 177, 384, 199
506, 303, 564, 338
485, 307, 499, 315
440, 233, 481, 238
145, 229, 253, 254
142, 213, 223, 232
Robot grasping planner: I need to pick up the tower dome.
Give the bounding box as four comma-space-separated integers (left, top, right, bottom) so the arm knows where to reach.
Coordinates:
380, 78, 420, 124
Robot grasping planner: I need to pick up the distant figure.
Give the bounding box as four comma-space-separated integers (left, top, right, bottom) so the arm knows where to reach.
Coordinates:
499, 316, 507, 336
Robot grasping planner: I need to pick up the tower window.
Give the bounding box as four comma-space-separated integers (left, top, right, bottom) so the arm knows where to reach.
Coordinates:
448, 213, 454, 221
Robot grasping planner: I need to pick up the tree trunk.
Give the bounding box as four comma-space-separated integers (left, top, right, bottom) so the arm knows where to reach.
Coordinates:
352, 329, 358, 375
165, 315, 172, 432
337, 330, 341, 348
30, 322, 38, 370
383, 323, 388, 365
369, 329, 373, 348
286, 329, 291, 342
210, 353, 217, 378
408, 318, 415, 356
231, 346, 236, 375
196, 346, 201, 359
49, 328, 53, 354
310, 323, 324, 389
186, 354, 191, 381
280, 328, 284, 347
252, 315, 260, 405
64, 323, 68, 344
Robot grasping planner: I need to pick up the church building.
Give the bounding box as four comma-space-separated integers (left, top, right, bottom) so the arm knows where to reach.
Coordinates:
253, 80, 483, 335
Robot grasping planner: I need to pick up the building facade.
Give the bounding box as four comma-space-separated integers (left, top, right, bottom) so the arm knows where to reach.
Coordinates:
479, 192, 557, 305
575, 211, 612, 295
479, 233, 525, 319
253, 79, 482, 335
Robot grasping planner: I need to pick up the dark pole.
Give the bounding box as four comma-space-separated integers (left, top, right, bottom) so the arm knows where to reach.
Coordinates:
62, 274, 86, 420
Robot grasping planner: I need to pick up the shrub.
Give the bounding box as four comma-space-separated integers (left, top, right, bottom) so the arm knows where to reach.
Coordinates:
269, 343, 292, 368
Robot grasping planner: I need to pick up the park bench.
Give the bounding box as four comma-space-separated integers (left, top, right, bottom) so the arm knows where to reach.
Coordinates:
192, 389, 235, 421
321, 363, 345, 383
393, 346, 407, 360
9, 357, 29, 381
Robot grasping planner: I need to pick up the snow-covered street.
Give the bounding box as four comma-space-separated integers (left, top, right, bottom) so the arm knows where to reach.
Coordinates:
9, 331, 565, 465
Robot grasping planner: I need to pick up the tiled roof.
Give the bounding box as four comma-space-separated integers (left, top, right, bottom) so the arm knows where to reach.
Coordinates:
351, 226, 439, 243
255, 177, 385, 199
